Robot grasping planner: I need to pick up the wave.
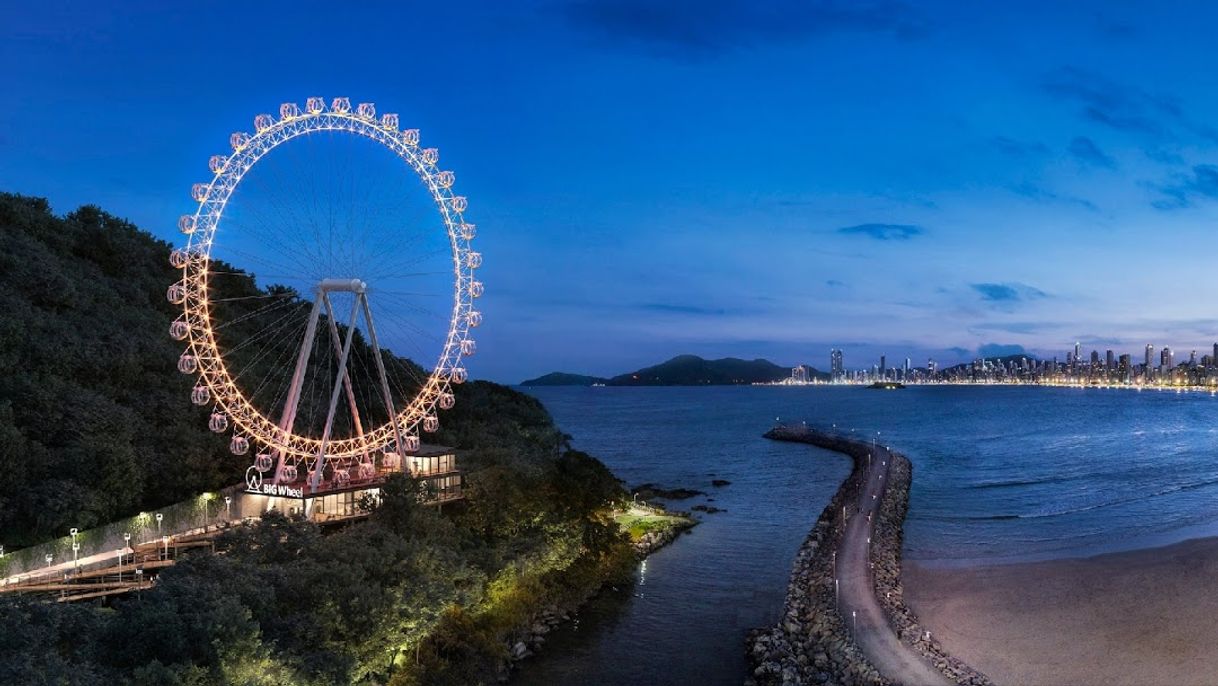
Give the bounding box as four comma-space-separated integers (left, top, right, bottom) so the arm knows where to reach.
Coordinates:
968, 474, 1082, 490
920, 476, 1218, 521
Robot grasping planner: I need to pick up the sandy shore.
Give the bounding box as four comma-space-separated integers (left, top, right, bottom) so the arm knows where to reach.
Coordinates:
905, 536, 1218, 686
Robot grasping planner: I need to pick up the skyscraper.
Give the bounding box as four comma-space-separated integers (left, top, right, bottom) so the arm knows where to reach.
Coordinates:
1105, 349, 1114, 370
1146, 344, 1154, 370
880, 355, 887, 379
830, 349, 844, 382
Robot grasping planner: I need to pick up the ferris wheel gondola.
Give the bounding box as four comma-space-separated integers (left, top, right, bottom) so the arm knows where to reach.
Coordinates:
168, 97, 482, 494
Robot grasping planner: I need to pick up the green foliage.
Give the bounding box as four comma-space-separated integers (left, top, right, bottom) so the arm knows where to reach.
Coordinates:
0, 194, 237, 545
0, 193, 636, 684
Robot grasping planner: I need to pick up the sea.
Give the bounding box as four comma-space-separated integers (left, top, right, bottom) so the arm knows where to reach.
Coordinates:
511, 384, 1218, 686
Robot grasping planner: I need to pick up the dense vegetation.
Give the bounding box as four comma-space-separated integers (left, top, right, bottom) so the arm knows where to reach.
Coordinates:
0, 193, 638, 684
0, 193, 238, 545
0, 448, 632, 685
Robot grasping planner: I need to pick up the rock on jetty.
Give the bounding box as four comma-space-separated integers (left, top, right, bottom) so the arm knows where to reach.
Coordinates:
745, 426, 992, 686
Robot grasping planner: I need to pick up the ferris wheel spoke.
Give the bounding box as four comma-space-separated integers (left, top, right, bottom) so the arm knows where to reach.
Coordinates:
173, 98, 478, 475
227, 312, 310, 384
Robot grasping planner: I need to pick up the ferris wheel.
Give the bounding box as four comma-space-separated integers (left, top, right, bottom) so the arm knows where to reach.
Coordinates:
166, 97, 482, 495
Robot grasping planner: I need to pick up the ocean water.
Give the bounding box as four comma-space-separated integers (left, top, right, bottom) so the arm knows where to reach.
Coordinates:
512, 385, 1218, 685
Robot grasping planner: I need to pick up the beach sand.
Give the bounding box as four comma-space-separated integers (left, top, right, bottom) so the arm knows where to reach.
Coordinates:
904, 537, 1218, 686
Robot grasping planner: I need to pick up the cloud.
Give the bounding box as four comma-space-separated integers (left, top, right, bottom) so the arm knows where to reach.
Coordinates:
1144, 147, 1184, 165
1151, 164, 1218, 209
836, 223, 924, 241
825, 279, 847, 288
557, 0, 925, 58
1008, 182, 1098, 211
971, 321, 1046, 334
989, 136, 1048, 157
638, 302, 728, 315
1042, 67, 1168, 135
971, 282, 1048, 306
1075, 334, 1125, 346
1068, 136, 1116, 168
978, 343, 1028, 358
947, 346, 970, 357
1042, 66, 1218, 143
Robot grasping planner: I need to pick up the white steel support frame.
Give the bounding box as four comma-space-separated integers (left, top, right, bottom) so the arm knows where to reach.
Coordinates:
271, 279, 397, 491
170, 97, 483, 476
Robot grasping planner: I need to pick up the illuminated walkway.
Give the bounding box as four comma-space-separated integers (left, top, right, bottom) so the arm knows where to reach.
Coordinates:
838, 443, 951, 686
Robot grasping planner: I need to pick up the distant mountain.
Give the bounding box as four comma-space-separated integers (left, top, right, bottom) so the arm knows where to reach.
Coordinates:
520, 372, 609, 386
609, 355, 797, 386
521, 354, 832, 387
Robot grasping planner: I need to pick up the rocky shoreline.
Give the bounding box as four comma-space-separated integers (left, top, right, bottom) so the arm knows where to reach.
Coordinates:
869, 450, 992, 686
746, 426, 991, 686
502, 504, 695, 677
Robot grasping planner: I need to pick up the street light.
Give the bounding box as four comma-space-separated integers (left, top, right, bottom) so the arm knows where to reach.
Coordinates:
44, 554, 52, 569
72, 542, 80, 570
225, 496, 232, 520
116, 550, 124, 582
155, 513, 163, 536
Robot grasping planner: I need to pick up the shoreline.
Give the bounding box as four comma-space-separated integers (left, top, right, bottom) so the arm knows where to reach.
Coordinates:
906, 533, 1218, 686
747, 426, 988, 686
503, 503, 695, 675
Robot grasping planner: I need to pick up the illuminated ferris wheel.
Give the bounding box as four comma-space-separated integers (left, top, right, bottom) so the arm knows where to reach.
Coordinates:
166, 97, 482, 494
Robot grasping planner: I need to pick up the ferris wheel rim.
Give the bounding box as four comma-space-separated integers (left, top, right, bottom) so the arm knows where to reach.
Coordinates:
172, 98, 480, 462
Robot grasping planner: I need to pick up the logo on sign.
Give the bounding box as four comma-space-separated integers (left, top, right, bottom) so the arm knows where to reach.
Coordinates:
245, 466, 263, 492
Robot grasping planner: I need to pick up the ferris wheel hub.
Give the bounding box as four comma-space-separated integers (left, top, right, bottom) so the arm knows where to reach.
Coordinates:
171, 97, 480, 497
318, 278, 367, 294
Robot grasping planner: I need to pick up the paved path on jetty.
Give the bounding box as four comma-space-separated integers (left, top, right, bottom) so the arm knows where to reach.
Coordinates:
838, 442, 951, 686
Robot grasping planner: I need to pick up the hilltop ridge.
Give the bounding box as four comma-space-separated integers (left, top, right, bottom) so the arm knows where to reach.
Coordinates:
522, 354, 829, 386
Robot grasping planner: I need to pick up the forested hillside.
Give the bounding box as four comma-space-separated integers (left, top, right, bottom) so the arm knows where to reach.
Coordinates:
0, 194, 238, 545
0, 192, 638, 684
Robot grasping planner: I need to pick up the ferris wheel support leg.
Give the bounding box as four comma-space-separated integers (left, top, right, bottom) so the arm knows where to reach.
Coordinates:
272, 294, 325, 484
310, 294, 363, 494
361, 293, 405, 458
323, 297, 369, 467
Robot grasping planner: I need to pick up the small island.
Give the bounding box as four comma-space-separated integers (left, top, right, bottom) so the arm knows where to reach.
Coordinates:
868, 381, 906, 389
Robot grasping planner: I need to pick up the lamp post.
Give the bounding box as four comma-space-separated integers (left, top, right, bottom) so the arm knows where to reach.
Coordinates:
155, 513, 163, 537
116, 550, 124, 583
225, 496, 232, 521
44, 554, 52, 570
72, 542, 80, 571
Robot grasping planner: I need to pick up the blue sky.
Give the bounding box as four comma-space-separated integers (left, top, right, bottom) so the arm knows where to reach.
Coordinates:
6, 1, 1218, 382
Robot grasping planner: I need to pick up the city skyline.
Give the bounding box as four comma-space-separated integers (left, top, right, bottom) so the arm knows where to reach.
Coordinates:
8, 2, 1218, 382
819, 338, 1218, 387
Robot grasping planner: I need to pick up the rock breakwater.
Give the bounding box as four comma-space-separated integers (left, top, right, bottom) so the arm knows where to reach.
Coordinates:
746, 426, 991, 686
